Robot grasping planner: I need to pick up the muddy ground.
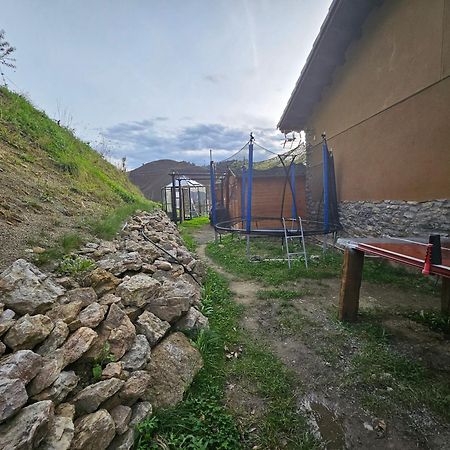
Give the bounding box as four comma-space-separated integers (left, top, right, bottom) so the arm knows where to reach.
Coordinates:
193, 225, 450, 449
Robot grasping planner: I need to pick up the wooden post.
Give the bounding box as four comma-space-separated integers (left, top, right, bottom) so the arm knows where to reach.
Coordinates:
441, 277, 450, 316
338, 248, 364, 322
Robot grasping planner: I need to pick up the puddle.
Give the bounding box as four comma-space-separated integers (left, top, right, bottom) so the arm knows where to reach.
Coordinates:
300, 395, 346, 449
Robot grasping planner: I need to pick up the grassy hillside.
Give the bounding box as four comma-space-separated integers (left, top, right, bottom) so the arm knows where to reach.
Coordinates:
0, 87, 157, 269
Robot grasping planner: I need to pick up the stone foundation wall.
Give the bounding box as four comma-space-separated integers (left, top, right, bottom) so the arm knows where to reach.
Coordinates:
0, 210, 208, 449
338, 199, 450, 237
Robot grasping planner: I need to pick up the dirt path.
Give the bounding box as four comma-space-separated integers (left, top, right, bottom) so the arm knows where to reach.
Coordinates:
193, 226, 450, 449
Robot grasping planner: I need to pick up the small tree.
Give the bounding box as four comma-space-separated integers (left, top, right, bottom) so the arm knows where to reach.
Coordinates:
0, 30, 16, 86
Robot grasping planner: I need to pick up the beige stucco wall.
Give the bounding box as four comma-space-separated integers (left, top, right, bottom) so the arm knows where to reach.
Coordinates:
306, 0, 450, 202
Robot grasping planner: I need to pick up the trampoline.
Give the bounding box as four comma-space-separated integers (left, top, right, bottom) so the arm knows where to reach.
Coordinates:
209, 133, 342, 239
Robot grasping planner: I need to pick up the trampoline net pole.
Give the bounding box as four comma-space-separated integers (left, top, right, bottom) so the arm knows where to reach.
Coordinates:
322, 135, 330, 233
210, 161, 217, 225
246, 139, 254, 234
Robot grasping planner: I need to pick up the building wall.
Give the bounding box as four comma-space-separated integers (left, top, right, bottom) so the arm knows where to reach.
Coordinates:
304, 0, 450, 235
227, 175, 307, 223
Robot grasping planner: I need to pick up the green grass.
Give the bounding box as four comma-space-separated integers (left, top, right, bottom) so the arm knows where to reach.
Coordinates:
136, 269, 319, 449
207, 235, 341, 285
33, 232, 84, 266
0, 87, 148, 207
33, 201, 157, 267
338, 312, 450, 420
136, 269, 242, 449
257, 289, 309, 300
178, 217, 210, 251
207, 235, 438, 294
405, 310, 450, 335
88, 200, 156, 240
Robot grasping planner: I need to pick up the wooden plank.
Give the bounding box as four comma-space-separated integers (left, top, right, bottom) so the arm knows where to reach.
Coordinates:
442, 277, 450, 316
338, 248, 364, 322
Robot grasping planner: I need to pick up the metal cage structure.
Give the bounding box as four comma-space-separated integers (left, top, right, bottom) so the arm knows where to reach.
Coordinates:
161, 174, 209, 222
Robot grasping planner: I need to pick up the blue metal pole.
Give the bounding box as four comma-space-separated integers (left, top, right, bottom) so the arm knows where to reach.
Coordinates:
246, 136, 254, 234
241, 166, 246, 228
322, 134, 330, 233
210, 161, 217, 226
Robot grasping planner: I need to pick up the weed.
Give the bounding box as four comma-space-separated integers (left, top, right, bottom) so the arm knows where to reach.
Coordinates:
57, 254, 95, 276
33, 232, 84, 266
406, 310, 450, 335
92, 342, 116, 381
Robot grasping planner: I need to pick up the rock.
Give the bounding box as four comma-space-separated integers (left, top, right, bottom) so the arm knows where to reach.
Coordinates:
0, 259, 64, 315
72, 378, 124, 414
104, 304, 137, 361
59, 287, 97, 308
0, 341, 5, 356
0, 400, 54, 450
38, 415, 74, 450
54, 276, 78, 290
146, 295, 190, 323
82, 268, 120, 296
68, 302, 107, 331
93, 241, 117, 258
97, 252, 143, 276
60, 326, 98, 366
144, 332, 203, 409
141, 263, 156, 274
120, 335, 151, 370
36, 320, 69, 355
175, 307, 209, 331
31, 370, 79, 404
71, 409, 116, 450
46, 300, 84, 324
55, 403, 75, 419
121, 305, 142, 322
84, 304, 135, 361
0, 349, 42, 383
116, 274, 161, 308
29, 327, 97, 396
110, 405, 132, 435
4, 314, 54, 351
102, 362, 124, 380
27, 352, 65, 396
108, 429, 134, 450
154, 260, 172, 271
0, 308, 16, 336
32, 246, 46, 254
103, 370, 152, 409
136, 311, 170, 347
98, 293, 121, 306
0, 377, 28, 423
129, 401, 153, 427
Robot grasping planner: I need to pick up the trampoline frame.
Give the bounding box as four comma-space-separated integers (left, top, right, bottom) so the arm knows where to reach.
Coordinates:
209, 134, 342, 238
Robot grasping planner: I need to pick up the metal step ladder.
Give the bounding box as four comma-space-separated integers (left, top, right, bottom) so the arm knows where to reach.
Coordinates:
282, 217, 308, 269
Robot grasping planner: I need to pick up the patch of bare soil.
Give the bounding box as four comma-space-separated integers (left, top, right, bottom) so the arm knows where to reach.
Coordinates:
194, 226, 450, 449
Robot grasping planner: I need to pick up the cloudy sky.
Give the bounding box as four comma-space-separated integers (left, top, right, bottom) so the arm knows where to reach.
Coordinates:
2, 0, 330, 169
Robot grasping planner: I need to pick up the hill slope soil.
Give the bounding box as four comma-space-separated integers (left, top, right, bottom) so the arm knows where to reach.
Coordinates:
193, 225, 450, 449
0, 87, 153, 271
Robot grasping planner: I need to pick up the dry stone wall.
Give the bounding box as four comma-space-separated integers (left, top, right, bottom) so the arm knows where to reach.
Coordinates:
0, 209, 208, 450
